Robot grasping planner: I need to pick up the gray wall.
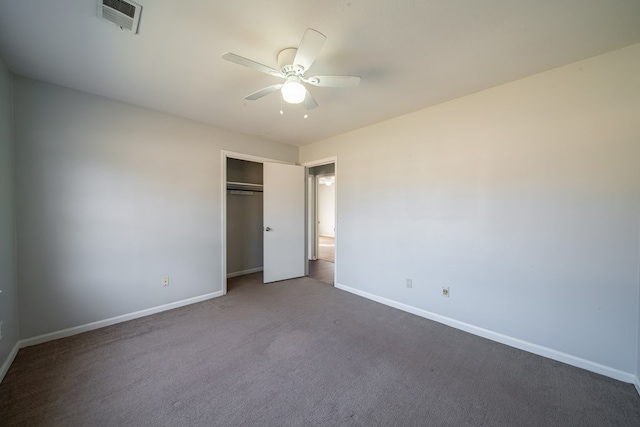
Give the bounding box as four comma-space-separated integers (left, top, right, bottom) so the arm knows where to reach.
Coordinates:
300, 44, 640, 377
14, 77, 297, 339
226, 192, 263, 274
0, 57, 18, 370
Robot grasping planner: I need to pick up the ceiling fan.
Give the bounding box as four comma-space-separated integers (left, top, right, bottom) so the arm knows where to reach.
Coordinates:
222, 28, 360, 110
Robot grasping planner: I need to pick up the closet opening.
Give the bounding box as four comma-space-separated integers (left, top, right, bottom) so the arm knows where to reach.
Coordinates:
226, 158, 264, 293
222, 151, 307, 294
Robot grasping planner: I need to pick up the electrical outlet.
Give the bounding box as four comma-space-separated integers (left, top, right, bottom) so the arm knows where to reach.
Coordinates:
406, 278, 412, 288
162, 276, 169, 287
442, 287, 450, 297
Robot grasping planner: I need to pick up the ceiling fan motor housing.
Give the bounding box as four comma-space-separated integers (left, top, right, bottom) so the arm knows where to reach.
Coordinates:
278, 48, 304, 76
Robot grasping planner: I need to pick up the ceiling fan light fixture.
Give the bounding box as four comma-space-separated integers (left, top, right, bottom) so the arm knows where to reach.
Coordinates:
281, 77, 306, 104
222, 28, 358, 110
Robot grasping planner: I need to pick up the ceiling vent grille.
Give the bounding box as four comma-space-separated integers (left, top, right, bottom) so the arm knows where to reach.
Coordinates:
98, 0, 142, 33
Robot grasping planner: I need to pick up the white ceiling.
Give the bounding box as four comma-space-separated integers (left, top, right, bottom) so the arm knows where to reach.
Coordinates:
1, 1, 639, 146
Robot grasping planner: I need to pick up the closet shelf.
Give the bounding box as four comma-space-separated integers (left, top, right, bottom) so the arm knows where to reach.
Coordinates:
227, 181, 263, 192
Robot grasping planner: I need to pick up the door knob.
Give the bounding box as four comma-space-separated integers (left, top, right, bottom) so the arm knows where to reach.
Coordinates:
265, 227, 272, 231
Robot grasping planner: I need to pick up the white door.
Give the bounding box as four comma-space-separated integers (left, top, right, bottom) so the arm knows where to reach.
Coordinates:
263, 162, 305, 283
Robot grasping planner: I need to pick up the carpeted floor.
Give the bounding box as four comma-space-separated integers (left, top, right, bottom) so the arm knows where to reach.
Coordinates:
1, 273, 639, 426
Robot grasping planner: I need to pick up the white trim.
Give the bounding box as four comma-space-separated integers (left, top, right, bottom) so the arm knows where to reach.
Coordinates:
20, 291, 222, 348
634, 376, 640, 396
0, 341, 20, 384
221, 151, 228, 295
302, 157, 337, 168
227, 267, 263, 278
222, 150, 290, 166
307, 174, 317, 261
336, 282, 638, 385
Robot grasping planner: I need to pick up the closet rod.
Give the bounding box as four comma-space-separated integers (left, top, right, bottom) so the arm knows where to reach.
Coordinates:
227, 189, 262, 195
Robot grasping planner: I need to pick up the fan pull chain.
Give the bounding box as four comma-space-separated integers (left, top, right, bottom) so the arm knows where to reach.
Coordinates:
279, 95, 309, 118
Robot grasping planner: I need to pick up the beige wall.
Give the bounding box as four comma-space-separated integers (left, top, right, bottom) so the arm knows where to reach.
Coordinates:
301, 44, 640, 378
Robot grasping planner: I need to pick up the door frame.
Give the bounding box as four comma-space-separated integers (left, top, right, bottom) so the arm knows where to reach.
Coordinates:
221, 150, 290, 295
307, 173, 318, 261
302, 156, 338, 287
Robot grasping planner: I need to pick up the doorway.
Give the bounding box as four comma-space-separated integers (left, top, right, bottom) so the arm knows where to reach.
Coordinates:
305, 158, 337, 286
226, 157, 264, 281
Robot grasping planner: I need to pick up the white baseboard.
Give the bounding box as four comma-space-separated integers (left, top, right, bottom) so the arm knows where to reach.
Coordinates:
0, 341, 20, 384
20, 291, 223, 349
227, 267, 263, 278
634, 376, 640, 396
335, 282, 638, 387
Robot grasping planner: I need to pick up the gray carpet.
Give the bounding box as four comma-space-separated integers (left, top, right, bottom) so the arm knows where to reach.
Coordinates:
1, 273, 639, 426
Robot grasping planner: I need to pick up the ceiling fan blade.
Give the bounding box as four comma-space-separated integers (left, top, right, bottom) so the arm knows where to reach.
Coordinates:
293, 28, 326, 73
245, 84, 283, 101
222, 52, 283, 77
305, 75, 361, 88
304, 90, 318, 110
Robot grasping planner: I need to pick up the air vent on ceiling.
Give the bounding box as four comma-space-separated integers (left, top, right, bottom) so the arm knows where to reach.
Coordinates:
98, 0, 142, 34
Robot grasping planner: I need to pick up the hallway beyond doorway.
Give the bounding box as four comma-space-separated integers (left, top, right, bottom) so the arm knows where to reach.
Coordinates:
310, 236, 334, 285
309, 260, 333, 285
318, 235, 334, 263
